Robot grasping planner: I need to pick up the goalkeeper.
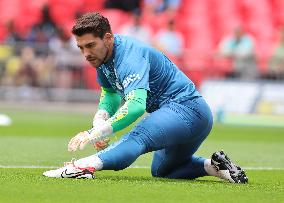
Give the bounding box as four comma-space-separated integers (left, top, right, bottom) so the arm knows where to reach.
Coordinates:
43, 12, 248, 183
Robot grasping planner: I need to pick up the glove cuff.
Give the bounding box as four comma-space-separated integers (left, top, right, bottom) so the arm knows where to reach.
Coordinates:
88, 120, 113, 142
94, 109, 109, 120
93, 109, 110, 128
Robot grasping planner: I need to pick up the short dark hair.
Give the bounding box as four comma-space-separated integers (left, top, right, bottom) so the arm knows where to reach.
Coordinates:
71, 12, 112, 39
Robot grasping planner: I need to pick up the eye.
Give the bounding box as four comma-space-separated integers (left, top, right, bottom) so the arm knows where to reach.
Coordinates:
86, 43, 95, 48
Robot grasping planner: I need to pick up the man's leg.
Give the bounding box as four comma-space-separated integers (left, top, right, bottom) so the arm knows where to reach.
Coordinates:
96, 133, 147, 170
44, 96, 247, 182
97, 97, 213, 173
148, 97, 214, 179
151, 139, 210, 179
150, 101, 213, 179
152, 152, 207, 179
43, 97, 213, 178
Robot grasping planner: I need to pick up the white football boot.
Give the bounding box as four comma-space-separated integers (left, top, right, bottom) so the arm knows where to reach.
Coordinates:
211, 151, 248, 183
43, 159, 95, 179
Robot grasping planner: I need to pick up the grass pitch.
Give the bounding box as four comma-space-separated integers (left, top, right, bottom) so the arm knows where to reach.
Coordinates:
0, 107, 284, 203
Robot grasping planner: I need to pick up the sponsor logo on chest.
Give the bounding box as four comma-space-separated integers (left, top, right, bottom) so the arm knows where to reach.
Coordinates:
122, 74, 141, 88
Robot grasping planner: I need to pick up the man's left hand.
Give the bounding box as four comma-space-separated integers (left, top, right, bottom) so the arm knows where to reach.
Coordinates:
68, 130, 100, 152
94, 138, 111, 151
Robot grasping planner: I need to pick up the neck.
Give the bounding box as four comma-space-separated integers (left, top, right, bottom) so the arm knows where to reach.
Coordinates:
104, 37, 115, 63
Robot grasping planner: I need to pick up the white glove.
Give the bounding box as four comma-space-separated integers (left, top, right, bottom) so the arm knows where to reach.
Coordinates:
93, 109, 109, 127
91, 109, 111, 151
68, 120, 113, 152
68, 131, 93, 152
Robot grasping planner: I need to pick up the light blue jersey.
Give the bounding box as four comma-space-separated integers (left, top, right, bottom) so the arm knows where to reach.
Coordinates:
95, 35, 213, 179
97, 34, 201, 113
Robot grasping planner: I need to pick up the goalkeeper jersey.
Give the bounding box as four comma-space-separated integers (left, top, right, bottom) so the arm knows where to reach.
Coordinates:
96, 34, 201, 113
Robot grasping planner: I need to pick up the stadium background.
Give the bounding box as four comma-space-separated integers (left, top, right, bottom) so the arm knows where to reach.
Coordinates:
0, 0, 284, 124
0, 1, 284, 202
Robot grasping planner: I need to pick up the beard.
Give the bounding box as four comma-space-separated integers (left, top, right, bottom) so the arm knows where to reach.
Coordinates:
87, 45, 110, 68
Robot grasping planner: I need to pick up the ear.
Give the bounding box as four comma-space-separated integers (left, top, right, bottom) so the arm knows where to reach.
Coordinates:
103, 33, 113, 44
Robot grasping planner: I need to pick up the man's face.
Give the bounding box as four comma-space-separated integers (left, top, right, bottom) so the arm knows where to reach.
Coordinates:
75, 33, 112, 68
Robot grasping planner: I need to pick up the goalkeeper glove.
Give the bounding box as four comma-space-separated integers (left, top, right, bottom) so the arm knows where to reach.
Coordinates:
68, 120, 112, 152
92, 109, 109, 127
91, 109, 111, 151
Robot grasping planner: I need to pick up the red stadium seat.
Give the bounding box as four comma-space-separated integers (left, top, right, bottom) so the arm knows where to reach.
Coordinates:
255, 39, 274, 74
1, 0, 283, 85
141, 12, 169, 34
14, 1, 44, 35
83, 64, 100, 90
48, 0, 82, 25
272, 0, 284, 26
82, 0, 105, 12
0, 23, 7, 41
210, 57, 234, 77
100, 9, 130, 33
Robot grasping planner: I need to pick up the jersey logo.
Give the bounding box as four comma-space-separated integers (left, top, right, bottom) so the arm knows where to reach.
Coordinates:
116, 81, 123, 90
123, 74, 141, 88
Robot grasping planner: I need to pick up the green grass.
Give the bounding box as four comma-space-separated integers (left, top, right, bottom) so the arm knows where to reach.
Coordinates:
0, 169, 283, 203
0, 107, 284, 202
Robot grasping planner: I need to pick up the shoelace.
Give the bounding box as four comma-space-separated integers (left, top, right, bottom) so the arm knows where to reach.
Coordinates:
63, 158, 95, 173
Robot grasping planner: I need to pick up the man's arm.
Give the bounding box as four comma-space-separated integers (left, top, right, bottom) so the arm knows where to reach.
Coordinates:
108, 88, 147, 133
68, 88, 147, 151
93, 87, 121, 125
98, 87, 122, 117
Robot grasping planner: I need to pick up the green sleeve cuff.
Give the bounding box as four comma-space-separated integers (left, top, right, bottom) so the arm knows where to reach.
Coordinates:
108, 88, 147, 133
98, 87, 121, 117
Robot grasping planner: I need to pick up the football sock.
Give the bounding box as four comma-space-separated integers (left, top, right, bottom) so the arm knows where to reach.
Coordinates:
74, 155, 103, 170
204, 159, 218, 176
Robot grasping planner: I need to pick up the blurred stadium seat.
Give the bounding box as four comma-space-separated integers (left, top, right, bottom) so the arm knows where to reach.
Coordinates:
1, 0, 284, 88
82, 0, 105, 12
83, 64, 101, 90
100, 9, 130, 33
48, 0, 82, 27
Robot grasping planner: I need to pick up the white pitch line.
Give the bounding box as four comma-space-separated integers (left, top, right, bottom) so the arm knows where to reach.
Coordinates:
244, 167, 284, 170
0, 165, 150, 169
0, 165, 284, 170
0, 165, 58, 169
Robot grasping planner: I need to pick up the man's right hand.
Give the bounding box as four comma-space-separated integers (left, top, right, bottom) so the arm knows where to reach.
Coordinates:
68, 131, 91, 152
94, 138, 110, 151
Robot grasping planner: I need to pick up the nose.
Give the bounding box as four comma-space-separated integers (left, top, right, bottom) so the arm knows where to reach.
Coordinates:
83, 48, 92, 59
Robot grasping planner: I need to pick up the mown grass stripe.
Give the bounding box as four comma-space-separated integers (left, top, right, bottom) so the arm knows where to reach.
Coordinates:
1, 165, 284, 170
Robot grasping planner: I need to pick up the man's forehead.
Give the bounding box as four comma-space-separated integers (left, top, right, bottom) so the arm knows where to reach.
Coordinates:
75, 34, 100, 46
